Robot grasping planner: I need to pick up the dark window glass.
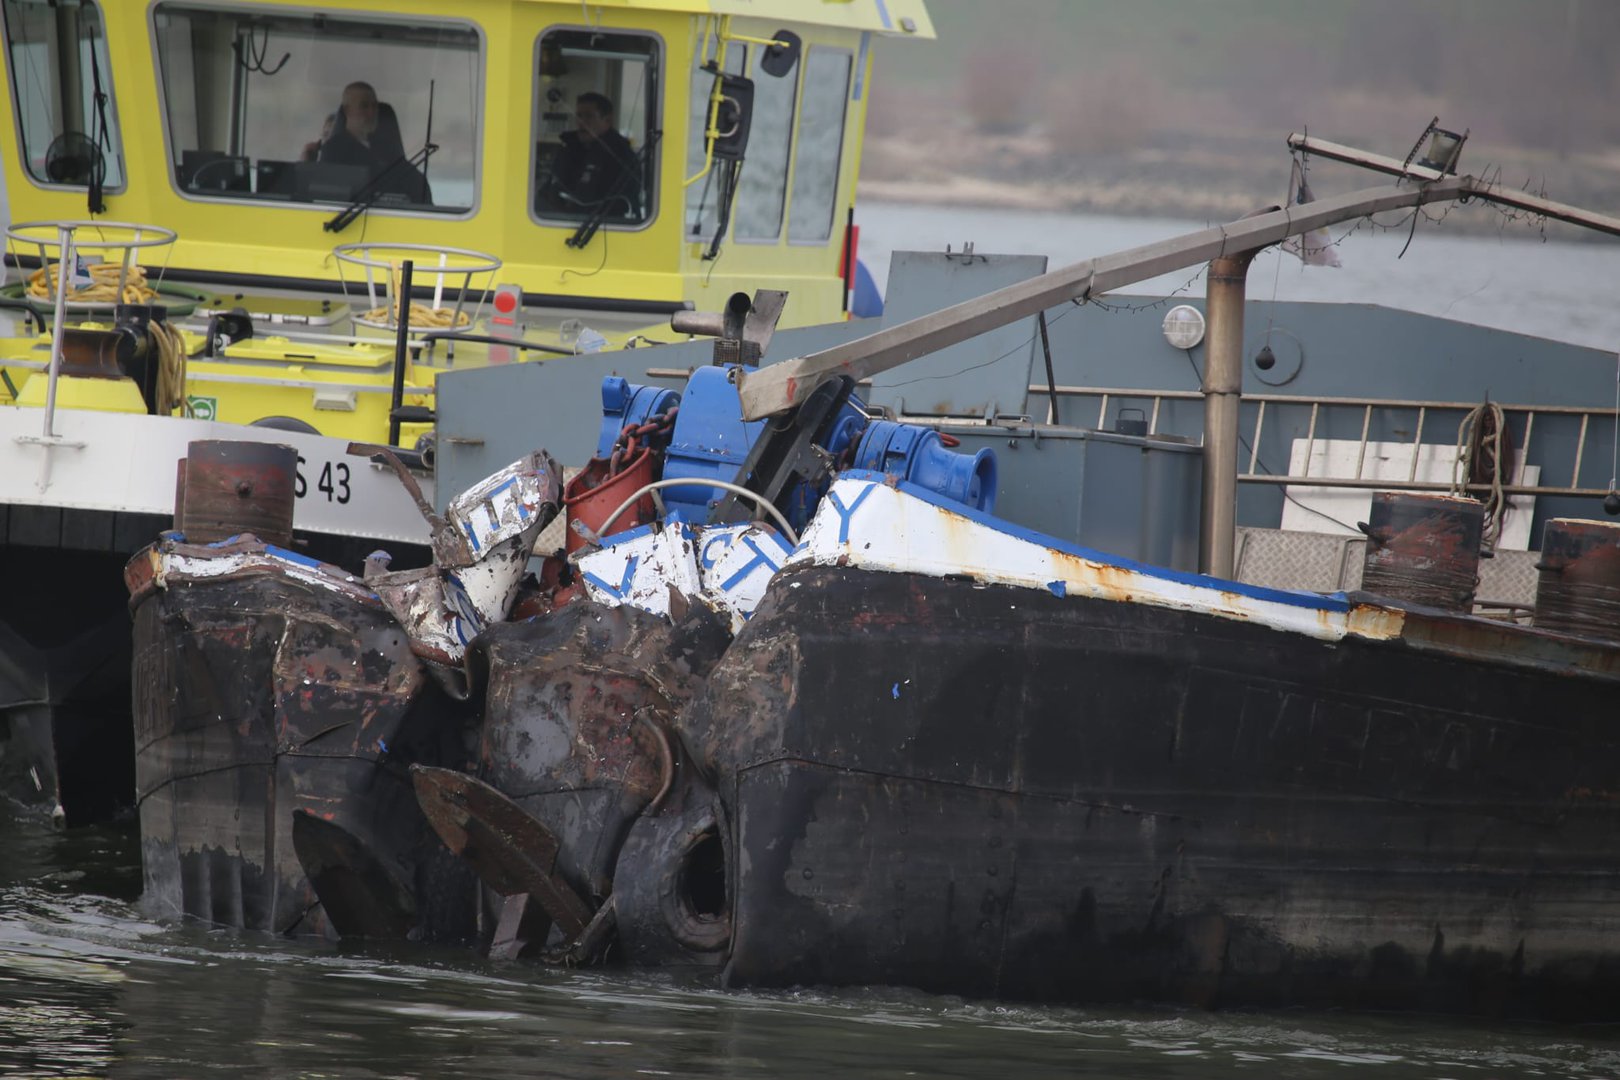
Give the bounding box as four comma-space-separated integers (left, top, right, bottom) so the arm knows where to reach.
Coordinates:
152, 4, 478, 211
534, 28, 658, 227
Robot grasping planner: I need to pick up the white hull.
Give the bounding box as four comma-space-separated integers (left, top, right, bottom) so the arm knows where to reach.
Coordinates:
0, 405, 432, 545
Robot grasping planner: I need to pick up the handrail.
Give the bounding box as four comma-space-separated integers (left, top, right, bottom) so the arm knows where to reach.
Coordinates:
1028, 384, 1619, 499
42, 225, 73, 438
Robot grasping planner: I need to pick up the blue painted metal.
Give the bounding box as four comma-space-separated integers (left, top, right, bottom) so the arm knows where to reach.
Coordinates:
868, 251, 1049, 417
657, 366, 871, 530
852, 420, 998, 513
595, 376, 680, 459
597, 367, 994, 537
851, 258, 883, 318
434, 319, 872, 510
659, 366, 766, 524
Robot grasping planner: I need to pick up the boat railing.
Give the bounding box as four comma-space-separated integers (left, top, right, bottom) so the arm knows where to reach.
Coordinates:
4, 219, 178, 317
1033, 384, 1618, 500
333, 242, 500, 336
3, 220, 177, 449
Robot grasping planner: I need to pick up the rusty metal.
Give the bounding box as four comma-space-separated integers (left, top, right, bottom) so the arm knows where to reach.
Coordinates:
1357, 492, 1484, 611
563, 449, 657, 553
1534, 518, 1620, 641
542, 896, 618, 966
670, 289, 786, 367
410, 764, 593, 937
611, 753, 731, 967
291, 809, 417, 940
57, 327, 131, 379
130, 532, 468, 941
468, 599, 731, 905
347, 442, 445, 531
175, 439, 297, 546
683, 559, 1620, 1016
367, 451, 562, 672
489, 893, 555, 960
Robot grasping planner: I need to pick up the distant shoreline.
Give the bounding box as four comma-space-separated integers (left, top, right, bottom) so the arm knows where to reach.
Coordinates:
856, 129, 1620, 243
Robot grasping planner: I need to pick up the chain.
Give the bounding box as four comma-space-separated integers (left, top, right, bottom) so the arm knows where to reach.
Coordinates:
1082, 264, 1209, 314
608, 405, 679, 475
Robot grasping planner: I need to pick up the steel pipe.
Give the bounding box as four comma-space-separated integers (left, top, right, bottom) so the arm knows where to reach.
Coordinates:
1200, 248, 1259, 578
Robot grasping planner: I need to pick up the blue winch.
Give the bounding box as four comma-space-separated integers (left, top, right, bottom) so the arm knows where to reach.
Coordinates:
595, 375, 679, 459
590, 367, 997, 536
851, 420, 997, 513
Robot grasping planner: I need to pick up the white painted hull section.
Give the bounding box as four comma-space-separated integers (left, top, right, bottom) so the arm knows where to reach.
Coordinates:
569, 476, 1406, 646
784, 477, 1406, 644
0, 405, 432, 545
577, 521, 793, 632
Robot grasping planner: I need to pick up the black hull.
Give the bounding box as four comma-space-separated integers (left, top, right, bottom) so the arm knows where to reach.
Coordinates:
1, 535, 161, 823
0, 517, 426, 825
681, 564, 1620, 1018
470, 601, 731, 903
132, 567, 471, 938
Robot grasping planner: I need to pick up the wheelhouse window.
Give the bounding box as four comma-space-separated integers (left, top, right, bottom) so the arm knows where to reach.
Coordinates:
2, 0, 126, 191
533, 29, 658, 228
151, 5, 478, 213
733, 41, 796, 242
787, 49, 851, 244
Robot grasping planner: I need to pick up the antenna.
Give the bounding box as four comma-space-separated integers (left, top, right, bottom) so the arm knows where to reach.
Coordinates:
423, 79, 436, 183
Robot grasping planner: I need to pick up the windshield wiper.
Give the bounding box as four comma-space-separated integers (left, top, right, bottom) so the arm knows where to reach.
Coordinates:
567, 129, 661, 249
323, 143, 438, 233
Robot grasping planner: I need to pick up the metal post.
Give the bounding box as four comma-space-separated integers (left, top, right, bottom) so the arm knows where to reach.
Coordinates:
1037, 310, 1059, 425
1201, 249, 1258, 578
42, 226, 75, 439
388, 259, 415, 448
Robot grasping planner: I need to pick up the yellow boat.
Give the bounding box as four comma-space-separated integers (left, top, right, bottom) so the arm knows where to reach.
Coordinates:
0, 0, 935, 824
1, 0, 935, 440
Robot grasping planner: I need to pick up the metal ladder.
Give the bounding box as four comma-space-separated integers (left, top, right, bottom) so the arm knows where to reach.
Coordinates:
1036, 384, 1619, 498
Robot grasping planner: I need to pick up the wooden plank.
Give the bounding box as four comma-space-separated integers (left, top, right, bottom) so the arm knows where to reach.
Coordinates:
736, 178, 1473, 420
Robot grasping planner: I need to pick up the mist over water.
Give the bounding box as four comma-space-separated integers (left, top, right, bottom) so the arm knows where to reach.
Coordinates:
856, 201, 1620, 353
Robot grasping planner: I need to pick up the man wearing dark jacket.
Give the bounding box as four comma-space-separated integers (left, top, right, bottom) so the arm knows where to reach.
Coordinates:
549, 92, 639, 214
305, 81, 430, 203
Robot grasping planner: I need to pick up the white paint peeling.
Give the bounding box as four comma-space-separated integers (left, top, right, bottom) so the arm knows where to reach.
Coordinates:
784, 478, 1405, 644
154, 545, 375, 602
577, 521, 792, 631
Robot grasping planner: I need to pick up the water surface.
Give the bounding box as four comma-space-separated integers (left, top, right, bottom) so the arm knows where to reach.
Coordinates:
4, 811, 1619, 1079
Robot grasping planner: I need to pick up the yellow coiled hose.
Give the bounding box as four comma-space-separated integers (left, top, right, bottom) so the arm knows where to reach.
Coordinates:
358, 261, 472, 328
150, 320, 189, 416
27, 261, 160, 304
359, 299, 471, 328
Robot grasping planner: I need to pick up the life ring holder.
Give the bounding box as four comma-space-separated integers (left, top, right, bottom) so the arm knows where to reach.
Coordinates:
4, 219, 180, 315
332, 241, 500, 333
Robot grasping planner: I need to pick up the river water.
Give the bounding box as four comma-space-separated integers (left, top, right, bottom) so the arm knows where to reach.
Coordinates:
6, 202, 1620, 1077
855, 200, 1620, 353
6, 813, 1620, 1079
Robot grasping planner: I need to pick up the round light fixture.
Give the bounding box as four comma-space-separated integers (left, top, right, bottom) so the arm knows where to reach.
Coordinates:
1161, 304, 1206, 350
